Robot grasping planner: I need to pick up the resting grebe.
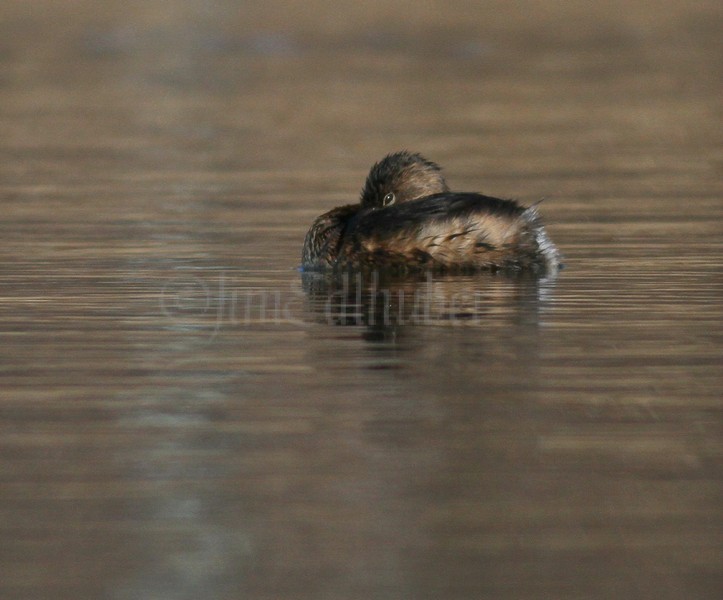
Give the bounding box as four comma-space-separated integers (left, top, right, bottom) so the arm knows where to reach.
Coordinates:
302, 151, 561, 274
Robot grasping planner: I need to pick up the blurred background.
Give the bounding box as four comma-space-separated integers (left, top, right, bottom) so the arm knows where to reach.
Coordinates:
0, 1, 721, 599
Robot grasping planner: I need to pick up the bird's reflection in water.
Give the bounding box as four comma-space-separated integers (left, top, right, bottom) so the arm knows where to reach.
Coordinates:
301, 269, 556, 343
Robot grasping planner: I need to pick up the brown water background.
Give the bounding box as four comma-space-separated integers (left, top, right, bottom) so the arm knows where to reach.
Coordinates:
1, 1, 721, 598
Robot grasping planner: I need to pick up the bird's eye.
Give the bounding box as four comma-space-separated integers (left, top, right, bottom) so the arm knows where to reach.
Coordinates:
382, 192, 395, 206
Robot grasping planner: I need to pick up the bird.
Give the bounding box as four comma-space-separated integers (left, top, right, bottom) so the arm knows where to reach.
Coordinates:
302, 151, 561, 274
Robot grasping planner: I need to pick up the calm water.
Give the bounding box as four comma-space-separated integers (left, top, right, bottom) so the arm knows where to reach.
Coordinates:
1, 2, 721, 599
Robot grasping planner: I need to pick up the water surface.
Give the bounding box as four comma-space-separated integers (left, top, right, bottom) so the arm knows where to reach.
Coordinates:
1, 1, 721, 599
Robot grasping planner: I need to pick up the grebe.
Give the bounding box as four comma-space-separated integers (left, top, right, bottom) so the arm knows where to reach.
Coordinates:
302, 151, 560, 274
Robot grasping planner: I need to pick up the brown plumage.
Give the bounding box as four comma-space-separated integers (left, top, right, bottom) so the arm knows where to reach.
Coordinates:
302, 151, 561, 274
